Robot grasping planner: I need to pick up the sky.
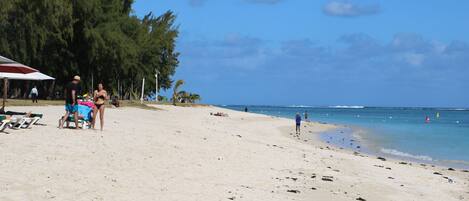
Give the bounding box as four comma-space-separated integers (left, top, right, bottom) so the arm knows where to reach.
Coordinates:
133, 0, 469, 107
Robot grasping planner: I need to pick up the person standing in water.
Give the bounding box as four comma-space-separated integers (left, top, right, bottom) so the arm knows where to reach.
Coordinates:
304, 111, 308, 120
295, 112, 302, 134
92, 83, 107, 131
244, 107, 248, 112
425, 116, 430, 123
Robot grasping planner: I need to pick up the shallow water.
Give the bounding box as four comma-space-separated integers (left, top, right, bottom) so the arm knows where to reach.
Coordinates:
222, 105, 469, 168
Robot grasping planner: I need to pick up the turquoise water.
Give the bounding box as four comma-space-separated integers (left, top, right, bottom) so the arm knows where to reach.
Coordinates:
222, 105, 469, 168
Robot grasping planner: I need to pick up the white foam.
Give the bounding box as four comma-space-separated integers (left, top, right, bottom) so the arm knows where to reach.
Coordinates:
452, 108, 468, 111
287, 105, 313, 108
380, 148, 433, 161
329, 105, 365, 109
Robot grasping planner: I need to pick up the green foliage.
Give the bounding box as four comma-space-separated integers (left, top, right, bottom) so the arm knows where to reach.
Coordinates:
177, 91, 201, 104
171, 80, 201, 105
158, 95, 168, 102
0, 0, 179, 99
188, 93, 201, 103
172, 79, 184, 105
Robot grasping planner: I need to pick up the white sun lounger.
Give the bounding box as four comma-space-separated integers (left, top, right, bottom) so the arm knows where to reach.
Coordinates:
0, 119, 10, 133
10, 116, 39, 129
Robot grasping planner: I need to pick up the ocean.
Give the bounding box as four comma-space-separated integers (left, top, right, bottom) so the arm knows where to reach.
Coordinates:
221, 105, 469, 168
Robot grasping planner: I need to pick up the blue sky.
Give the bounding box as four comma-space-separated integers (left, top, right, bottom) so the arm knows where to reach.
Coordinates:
133, 0, 469, 107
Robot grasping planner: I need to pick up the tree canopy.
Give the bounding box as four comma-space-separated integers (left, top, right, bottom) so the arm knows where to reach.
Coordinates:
0, 0, 179, 99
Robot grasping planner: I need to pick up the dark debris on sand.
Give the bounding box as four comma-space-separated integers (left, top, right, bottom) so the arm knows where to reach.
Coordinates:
442, 176, 454, 183
321, 176, 334, 182
285, 177, 298, 181
377, 157, 386, 161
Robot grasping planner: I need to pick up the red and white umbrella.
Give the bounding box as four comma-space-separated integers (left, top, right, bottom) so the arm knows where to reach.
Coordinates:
0, 56, 54, 80
0, 55, 55, 111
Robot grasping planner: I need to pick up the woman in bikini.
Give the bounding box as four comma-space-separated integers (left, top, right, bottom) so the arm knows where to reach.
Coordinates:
92, 83, 107, 131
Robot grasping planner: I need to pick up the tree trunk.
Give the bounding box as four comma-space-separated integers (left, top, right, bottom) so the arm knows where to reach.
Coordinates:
48, 80, 56, 100
23, 80, 30, 99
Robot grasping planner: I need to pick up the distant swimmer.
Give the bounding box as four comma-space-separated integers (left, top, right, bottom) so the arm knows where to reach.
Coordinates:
295, 113, 302, 134
436, 112, 440, 119
425, 116, 430, 123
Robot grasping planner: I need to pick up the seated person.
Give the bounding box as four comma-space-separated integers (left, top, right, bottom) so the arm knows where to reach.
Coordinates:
111, 96, 120, 107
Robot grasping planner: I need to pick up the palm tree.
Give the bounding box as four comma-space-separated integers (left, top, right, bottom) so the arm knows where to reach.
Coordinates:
172, 79, 184, 105
189, 93, 201, 103
177, 91, 190, 103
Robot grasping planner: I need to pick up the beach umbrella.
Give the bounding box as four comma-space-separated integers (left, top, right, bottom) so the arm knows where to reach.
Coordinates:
0, 55, 55, 111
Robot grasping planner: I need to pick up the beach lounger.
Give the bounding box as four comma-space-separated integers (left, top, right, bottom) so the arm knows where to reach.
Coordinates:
5, 111, 44, 125
60, 114, 93, 129
9, 116, 29, 129
9, 116, 39, 129
60, 105, 93, 129
28, 116, 41, 125
0, 115, 11, 133
60, 115, 91, 129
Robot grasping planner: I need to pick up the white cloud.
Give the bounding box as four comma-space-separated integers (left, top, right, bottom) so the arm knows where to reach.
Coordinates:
323, 1, 380, 17
401, 52, 425, 66
180, 32, 469, 85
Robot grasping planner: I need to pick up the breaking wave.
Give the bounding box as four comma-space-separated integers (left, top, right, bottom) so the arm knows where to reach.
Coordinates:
329, 105, 365, 109
380, 148, 433, 161
287, 105, 314, 108
451, 108, 469, 111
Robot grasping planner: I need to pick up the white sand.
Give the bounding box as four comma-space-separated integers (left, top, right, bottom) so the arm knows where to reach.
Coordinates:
0, 105, 467, 201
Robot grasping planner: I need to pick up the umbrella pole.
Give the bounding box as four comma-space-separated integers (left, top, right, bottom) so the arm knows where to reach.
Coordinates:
1, 78, 7, 113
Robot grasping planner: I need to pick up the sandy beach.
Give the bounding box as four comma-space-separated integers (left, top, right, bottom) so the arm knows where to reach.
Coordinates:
0, 105, 468, 201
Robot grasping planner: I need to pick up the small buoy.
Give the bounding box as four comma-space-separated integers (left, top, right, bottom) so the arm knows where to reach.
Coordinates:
456, 121, 460, 124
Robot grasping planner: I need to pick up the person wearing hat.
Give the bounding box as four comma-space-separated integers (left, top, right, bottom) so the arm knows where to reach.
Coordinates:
59, 75, 81, 129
